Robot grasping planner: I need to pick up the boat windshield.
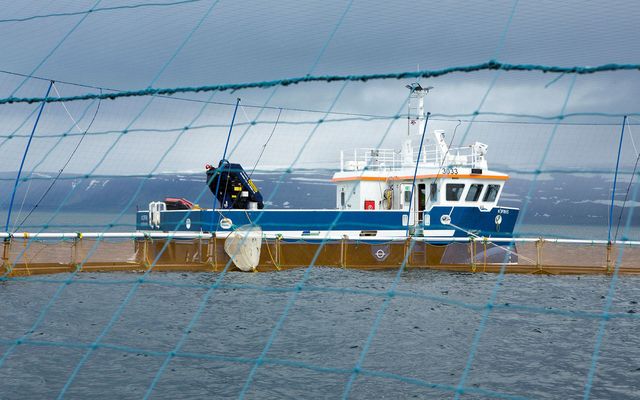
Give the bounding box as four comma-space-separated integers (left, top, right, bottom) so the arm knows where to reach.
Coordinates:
446, 184, 465, 201
483, 184, 501, 202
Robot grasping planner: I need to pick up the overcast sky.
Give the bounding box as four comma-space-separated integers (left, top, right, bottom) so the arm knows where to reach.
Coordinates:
0, 0, 639, 176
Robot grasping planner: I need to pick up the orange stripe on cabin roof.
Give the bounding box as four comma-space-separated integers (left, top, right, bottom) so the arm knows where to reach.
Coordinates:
331, 174, 509, 182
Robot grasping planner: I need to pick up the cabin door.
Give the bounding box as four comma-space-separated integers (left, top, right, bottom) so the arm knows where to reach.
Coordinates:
417, 183, 426, 223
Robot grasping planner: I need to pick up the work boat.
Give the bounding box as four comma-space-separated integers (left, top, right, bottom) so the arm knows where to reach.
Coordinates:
137, 84, 519, 244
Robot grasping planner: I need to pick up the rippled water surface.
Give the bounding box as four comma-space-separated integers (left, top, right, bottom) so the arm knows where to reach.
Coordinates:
1, 268, 639, 399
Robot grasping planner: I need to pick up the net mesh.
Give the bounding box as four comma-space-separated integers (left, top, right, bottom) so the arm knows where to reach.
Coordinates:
1, 0, 640, 398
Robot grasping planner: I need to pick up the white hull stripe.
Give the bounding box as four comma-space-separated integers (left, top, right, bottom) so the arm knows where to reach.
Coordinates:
213, 229, 455, 240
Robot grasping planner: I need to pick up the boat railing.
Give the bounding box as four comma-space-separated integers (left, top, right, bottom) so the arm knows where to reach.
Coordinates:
429, 144, 486, 168
341, 144, 486, 172
341, 148, 400, 171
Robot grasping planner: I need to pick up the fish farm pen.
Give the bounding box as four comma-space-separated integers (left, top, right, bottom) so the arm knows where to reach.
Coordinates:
3, 233, 640, 277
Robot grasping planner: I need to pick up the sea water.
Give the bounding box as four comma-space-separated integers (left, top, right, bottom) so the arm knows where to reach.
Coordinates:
1, 267, 639, 399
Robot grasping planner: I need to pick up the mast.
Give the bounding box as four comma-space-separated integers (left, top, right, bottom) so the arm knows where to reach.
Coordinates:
404, 83, 432, 165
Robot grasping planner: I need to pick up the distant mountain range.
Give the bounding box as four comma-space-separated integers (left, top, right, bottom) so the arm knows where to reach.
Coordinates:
0, 168, 638, 230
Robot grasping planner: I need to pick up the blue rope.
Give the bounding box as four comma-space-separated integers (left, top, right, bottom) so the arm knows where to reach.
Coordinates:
37, 0, 222, 271
4, 0, 220, 241
212, 98, 241, 212
13, 95, 102, 232
2, 89, 164, 273
0, 0, 222, 390
4, 81, 53, 233
607, 116, 627, 243
221, 99, 240, 163
16, 99, 99, 180
55, 89, 221, 399
3, 61, 640, 105
582, 133, 640, 400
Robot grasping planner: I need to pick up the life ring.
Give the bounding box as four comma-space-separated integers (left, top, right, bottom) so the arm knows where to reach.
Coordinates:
220, 217, 233, 230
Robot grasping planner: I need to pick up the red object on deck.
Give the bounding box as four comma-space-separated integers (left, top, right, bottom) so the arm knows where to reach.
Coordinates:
164, 197, 195, 210
364, 200, 375, 210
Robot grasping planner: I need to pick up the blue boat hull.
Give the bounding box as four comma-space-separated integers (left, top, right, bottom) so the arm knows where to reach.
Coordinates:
136, 206, 519, 240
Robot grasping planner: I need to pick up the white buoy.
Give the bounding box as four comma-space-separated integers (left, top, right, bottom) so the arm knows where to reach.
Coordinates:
224, 224, 262, 272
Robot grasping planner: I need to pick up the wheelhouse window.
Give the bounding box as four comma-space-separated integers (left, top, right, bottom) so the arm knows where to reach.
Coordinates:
465, 184, 484, 201
483, 184, 501, 202
446, 183, 465, 201
340, 190, 345, 207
